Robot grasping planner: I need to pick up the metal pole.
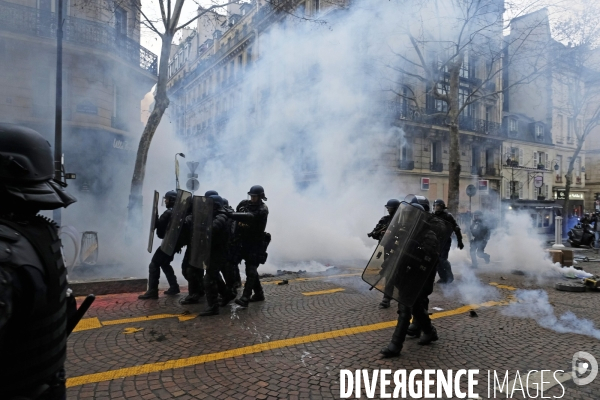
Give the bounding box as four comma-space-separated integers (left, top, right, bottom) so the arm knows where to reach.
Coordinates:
53, 0, 64, 226
553, 216, 564, 248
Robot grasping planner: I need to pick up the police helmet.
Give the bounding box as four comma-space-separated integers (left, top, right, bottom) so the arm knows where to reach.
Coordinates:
205, 190, 218, 197
209, 195, 224, 209
222, 198, 229, 207
248, 185, 267, 200
433, 199, 446, 209
473, 210, 483, 217
165, 190, 177, 200
385, 199, 401, 209
404, 194, 430, 212
0, 123, 76, 210
410, 204, 425, 212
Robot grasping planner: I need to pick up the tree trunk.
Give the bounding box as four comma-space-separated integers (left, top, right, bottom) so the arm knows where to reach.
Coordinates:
446, 56, 463, 216
127, 32, 174, 233
563, 137, 584, 222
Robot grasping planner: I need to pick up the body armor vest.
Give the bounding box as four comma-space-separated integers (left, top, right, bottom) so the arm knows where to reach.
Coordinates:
0, 215, 68, 396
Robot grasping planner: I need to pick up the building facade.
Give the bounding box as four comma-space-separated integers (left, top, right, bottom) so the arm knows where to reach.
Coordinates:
0, 0, 157, 240
504, 8, 600, 229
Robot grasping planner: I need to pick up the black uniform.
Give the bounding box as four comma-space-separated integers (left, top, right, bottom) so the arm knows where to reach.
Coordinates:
230, 199, 270, 303
381, 217, 442, 357
221, 204, 241, 293
0, 123, 78, 399
202, 211, 232, 314
146, 208, 181, 294
433, 209, 463, 283
369, 214, 395, 307
469, 216, 491, 267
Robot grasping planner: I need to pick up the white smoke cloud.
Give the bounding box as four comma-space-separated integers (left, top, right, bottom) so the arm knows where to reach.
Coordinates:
503, 289, 600, 340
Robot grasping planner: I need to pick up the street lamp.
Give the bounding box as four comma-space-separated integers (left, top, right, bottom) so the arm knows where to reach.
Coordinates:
175, 153, 185, 190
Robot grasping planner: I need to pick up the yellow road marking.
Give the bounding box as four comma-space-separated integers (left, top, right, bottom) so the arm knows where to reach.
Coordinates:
122, 328, 144, 334
263, 273, 361, 285
72, 313, 198, 333
67, 288, 514, 388
72, 317, 102, 332
302, 288, 345, 296
489, 282, 517, 291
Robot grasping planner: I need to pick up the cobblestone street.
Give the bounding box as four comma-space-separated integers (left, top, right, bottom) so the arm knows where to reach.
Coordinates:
66, 254, 600, 399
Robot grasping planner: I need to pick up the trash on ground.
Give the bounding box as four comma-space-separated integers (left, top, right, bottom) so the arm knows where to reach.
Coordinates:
469, 310, 478, 318
432, 307, 444, 311
555, 282, 586, 292
277, 279, 289, 285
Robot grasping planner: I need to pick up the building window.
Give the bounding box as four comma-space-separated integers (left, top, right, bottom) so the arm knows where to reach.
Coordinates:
567, 117, 574, 143
535, 124, 544, 140
509, 118, 518, 133
314, 0, 320, 13
556, 114, 564, 142
246, 47, 253, 69
115, 6, 127, 37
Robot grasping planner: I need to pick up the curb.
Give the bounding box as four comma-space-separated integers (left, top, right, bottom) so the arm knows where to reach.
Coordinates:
70, 278, 147, 296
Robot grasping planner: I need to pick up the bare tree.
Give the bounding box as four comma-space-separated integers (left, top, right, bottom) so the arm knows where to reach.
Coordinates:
386, 0, 552, 215
552, 8, 600, 218
121, 0, 240, 229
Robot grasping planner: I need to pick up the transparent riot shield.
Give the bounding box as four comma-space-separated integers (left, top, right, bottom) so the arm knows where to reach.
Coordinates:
189, 196, 214, 270
362, 201, 452, 307
147, 190, 160, 253
160, 189, 192, 257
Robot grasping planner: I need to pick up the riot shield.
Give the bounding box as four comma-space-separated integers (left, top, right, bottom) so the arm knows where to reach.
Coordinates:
160, 189, 193, 257
362, 201, 453, 307
189, 196, 214, 270
147, 190, 160, 253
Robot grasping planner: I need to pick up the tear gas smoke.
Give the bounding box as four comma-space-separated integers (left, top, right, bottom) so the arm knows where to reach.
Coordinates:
503, 289, 600, 340
54, 0, 554, 290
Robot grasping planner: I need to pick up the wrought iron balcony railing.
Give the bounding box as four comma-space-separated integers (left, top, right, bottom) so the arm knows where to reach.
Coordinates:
388, 102, 502, 135
398, 160, 414, 170
430, 162, 443, 172
0, 0, 157, 75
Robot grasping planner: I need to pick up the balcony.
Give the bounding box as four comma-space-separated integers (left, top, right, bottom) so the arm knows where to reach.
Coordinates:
0, 0, 157, 75
430, 162, 443, 172
398, 160, 414, 170
389, 103, 502, 136
479, 167, 497, 176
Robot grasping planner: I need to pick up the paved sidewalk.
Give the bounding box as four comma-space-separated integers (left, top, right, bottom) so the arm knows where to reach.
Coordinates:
66, 264, 600, 399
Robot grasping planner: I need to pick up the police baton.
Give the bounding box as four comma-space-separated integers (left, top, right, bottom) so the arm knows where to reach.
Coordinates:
66, 294, 95, 336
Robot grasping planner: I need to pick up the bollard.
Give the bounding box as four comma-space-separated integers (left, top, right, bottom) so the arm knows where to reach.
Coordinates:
553, 216, 565, 248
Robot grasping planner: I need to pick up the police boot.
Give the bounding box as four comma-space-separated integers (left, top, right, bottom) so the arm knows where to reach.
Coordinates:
138, 288, 159, 300
418, 326, 439, 345
164, 273, 180, 295
199, 304, 220, 316
406, 322, 422, 338
180, 293, 201, 305
249, 291, 265, 302
219, 290, 237, 307
380, 306, 411, 358
379, 296, 391, 309
235, 295, 250, 307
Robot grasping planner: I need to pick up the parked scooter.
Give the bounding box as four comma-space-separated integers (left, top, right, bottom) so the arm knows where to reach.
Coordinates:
568, 222, 595, 248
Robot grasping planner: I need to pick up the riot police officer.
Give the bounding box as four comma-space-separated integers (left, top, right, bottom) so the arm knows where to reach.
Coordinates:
0, 123, 78, 399
432, 199, 464, 283
469, 210, 491, 268
199, 195, 236, 316
220, 197, 242, 299
227, 185, 270, 308
368, 199, 400, 308
138, 191, 185, 300
380, 204, 444, 358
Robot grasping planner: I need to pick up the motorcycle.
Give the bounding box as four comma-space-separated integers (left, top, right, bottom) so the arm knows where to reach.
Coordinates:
568, 223, 595, 248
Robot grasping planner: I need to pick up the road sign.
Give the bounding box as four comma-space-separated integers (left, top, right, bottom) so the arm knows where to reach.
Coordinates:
187, 161, 199, 174
466, 184, 477, 197
534, 175, 544, 188
186, 178, 200, 192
